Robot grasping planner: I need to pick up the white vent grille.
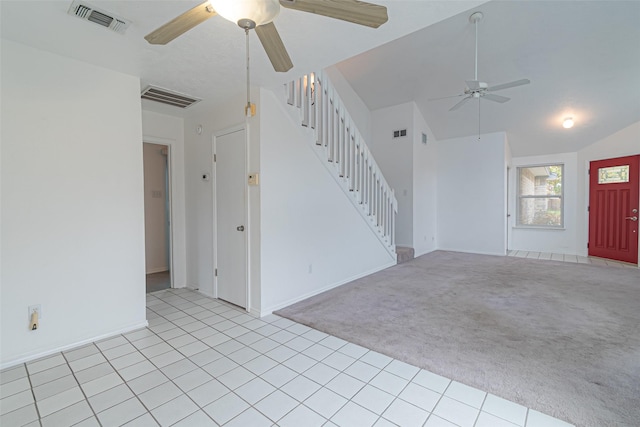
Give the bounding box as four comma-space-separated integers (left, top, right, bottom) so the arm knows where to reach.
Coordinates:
141, 86, 201, 109
68, 1, 131, 34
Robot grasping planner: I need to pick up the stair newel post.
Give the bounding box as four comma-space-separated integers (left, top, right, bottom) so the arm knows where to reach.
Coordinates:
315, 76, 322, 145
344, 119, 350, 181
349, 133, 355, 191
366, 154, 371, 214
355, 138, 361, 197
286, 81, 295, 105
384, 188, 388, 238
328, 94, 334, 162
360, 147, 365, 205
341, 115, 347, 179
336, 110, 344, 178
310, 73, 316, 130
323, 82, 329, 149
301, 74, 309, 127
392, 191, 397, 247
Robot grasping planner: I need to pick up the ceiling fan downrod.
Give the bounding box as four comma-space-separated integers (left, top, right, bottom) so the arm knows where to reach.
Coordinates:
241, 19, 257, 117
470, 12, 482, 82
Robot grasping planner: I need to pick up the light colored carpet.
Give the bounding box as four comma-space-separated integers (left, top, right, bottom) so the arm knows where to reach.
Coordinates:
275, 250, 640, 427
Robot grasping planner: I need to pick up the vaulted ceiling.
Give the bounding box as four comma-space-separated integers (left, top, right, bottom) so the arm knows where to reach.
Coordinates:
2, 1, 638, 157
336, 1, 640, 156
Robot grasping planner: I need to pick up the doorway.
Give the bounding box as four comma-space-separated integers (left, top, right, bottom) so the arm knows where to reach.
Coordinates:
588, 155, 639, 264
143, 143, 173, 292
214, 127, 248, 309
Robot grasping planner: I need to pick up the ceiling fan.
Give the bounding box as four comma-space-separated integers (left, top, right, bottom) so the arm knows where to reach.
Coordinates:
432, 11, 530, 112
144, 0, 389, 73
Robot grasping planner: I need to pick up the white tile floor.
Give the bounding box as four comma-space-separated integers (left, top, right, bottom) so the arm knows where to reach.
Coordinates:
1, 288, 575, 427
507, 250, 637, 268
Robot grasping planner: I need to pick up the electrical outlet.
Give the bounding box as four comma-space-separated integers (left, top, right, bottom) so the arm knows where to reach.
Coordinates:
28, 305, 42, 319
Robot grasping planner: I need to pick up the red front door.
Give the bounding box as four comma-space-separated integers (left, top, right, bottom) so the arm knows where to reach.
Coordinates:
588, 155, 639, 264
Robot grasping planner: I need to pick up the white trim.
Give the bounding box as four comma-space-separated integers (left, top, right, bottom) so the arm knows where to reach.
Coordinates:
260, 260, 396, 316
414, 248, 436, 258
143, 135, 176, 289
0, 320, 149, 370
212, 124, 250, 312
516, 163, 565, 228
146, 267, 169, 274
437, 247, 507, 257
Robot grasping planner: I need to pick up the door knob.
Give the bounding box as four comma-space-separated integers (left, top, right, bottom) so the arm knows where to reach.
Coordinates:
625, 216, 638, 221
236, 225, 245, 231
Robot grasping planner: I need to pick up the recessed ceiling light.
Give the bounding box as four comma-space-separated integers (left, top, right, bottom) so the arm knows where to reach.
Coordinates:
563, 117, 574, 129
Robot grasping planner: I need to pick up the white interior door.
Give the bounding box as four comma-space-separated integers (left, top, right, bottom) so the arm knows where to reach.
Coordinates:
215, 128, 247, 308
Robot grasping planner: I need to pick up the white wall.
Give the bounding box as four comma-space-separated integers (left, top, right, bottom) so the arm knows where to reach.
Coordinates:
1, 40, 146, 367
259, 88, 395, 314
143, 143, 168, 274
182, 93, 261, 313
577, 121, 640, 262
509, 152, 578, 254
437, 132, 508, 256
412, 106, 438, 256
142, 111, 187, 287
371, 102, 415, 247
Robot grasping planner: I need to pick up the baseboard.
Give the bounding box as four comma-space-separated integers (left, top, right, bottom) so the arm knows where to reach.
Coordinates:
249, 307, 262, 318
414, 248, 437, 258
0, 320, 149, 370
146, 267, 169, 274
261, 260, 396, 316
437, 247, 506, 257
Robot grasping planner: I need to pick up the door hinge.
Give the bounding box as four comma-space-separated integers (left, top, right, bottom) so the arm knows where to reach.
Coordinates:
213, 154, 217, 162
587, 206, 590, 212
215, 268, 218, 277
587, 243, 589, 248
588, 169, 590, 175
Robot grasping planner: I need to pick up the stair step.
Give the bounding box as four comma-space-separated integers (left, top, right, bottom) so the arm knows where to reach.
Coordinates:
396, 246, 415, 264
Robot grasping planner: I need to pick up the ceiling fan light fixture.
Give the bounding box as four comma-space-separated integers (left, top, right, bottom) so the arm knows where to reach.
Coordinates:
563, 117, 574, 129
209, 0, 280, 27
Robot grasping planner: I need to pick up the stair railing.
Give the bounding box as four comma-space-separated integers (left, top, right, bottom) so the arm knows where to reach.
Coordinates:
286, 71, 397, 254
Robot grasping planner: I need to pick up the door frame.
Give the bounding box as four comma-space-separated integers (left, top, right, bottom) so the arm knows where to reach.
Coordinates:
142, 136, 175, 288
586, 154, 640, 265
212, 124, 250, 310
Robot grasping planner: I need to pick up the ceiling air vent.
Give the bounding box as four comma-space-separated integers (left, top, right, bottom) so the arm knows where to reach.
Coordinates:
141, 86, 202, 109
68, 1, 131, 34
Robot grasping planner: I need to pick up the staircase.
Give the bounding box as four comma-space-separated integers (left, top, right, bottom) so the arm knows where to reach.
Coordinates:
285, 71, 398, 257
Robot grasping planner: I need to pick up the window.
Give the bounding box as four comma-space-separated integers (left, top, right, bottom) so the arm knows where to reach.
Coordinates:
517, 164, 563, 227
598, 165, 629, 184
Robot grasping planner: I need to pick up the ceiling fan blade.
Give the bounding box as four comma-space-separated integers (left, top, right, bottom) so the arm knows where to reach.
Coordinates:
256, 22, 293, 72
449, 96, 472, 111
487, 79, 530, 92
483, 93, 510, 103
280, 0, 388, 28
144, 1, 217, 45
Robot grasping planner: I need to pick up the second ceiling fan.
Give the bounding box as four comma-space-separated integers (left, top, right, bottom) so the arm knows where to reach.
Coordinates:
433, 11, 531, 112
145, 0, 389, 72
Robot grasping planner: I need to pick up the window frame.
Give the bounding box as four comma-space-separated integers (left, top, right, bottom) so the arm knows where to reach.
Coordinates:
516, 163, 564, 228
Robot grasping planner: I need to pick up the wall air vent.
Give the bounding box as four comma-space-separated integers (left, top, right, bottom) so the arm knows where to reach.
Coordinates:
141, 86, 202, 109
68, 1, 131, 34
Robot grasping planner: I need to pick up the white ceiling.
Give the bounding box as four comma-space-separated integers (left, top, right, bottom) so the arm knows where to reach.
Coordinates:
2, 1, 638, 157
0, 0, 483, 115
336, 1, 640, 156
